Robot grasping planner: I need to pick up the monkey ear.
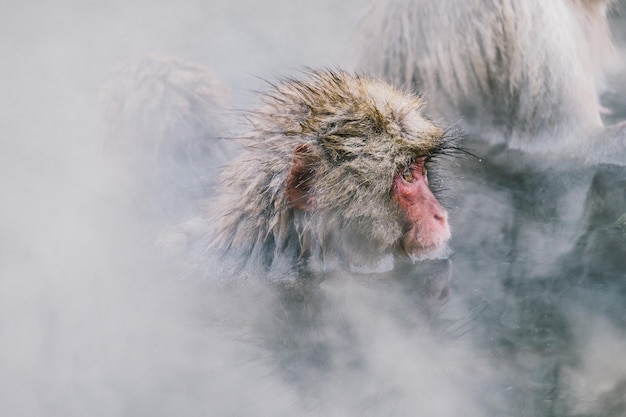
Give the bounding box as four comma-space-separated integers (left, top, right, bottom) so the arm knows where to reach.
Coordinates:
286, 143, 316, 211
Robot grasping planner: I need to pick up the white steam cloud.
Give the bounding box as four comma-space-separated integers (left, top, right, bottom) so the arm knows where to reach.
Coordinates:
2, 1, 626, 416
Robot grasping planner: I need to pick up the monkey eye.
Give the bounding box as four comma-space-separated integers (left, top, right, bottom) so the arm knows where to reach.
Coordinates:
399, 157, 429, 184
401, 165, 414, 183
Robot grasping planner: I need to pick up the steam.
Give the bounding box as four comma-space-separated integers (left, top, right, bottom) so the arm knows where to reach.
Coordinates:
2, 1, 626, 416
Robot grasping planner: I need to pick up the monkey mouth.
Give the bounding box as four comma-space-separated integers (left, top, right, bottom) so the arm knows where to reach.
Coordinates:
406, 245, 452, 263
398, 224, 451, 261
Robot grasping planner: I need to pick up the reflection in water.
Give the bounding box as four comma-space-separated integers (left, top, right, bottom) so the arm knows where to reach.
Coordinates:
216, 260, 481, 417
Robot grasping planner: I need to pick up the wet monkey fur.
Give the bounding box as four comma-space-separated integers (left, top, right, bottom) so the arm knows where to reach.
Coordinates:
358, 0, 623, 155
101, 55, 231, 169
102, 58, 461, 280
211, 70, 460, 278
100, 56, 232, 219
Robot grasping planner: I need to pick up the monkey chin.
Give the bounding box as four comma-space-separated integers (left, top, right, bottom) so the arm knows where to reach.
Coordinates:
405, 245, 452, 264
399, 233, 452, 263
344, 242, 452, 275
347, 252, 396, 275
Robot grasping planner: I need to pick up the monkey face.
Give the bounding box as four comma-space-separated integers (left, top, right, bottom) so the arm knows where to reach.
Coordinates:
392, 157, 450, 260
215, 70, 459, 276
286, 147, 451, 272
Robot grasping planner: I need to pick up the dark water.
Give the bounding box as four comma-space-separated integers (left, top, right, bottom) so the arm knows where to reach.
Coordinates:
447, 140, 626, 417
1, 1, 625, 416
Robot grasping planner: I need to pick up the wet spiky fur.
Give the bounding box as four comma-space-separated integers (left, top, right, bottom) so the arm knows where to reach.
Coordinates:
212, 70, 457, 275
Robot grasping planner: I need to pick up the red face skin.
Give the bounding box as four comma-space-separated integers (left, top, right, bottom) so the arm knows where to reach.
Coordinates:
392, 157, 450, 258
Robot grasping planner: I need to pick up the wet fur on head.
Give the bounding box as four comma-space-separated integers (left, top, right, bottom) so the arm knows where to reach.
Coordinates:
213, 69, 459, 274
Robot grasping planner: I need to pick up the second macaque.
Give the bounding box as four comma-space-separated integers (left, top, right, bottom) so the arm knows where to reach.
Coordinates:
101, 55, 233, 219
358, 0, 621, 156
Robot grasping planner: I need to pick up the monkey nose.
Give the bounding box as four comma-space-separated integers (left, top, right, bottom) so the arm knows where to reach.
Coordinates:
434, 211, 447, 225
432, 203, 448, 225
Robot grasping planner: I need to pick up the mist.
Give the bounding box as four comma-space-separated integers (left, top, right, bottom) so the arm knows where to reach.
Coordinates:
2, 1, 626, 416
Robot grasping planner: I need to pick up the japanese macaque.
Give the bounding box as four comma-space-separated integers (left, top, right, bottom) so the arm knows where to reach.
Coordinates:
100, 55, 232, 218
357, 0, 625, 159
210, 70, 459, 279
101, 55, 231, 167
